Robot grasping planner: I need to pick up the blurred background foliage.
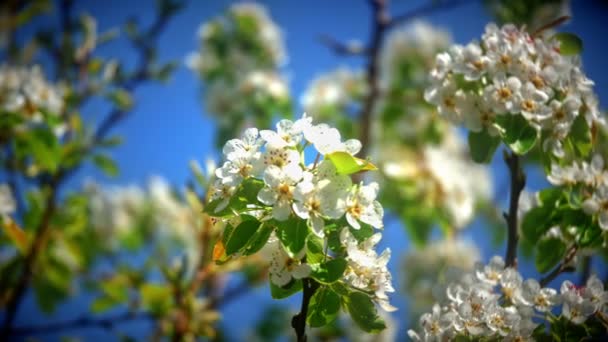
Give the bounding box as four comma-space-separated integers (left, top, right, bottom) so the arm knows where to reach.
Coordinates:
0, 0, 607, 340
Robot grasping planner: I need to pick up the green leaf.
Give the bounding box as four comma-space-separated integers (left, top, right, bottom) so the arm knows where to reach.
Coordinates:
535, 238, 566, 274
345, 291, 386, 333
92, 154, 119, 177
568, 114, 592, 157
19, 128, 61, 173
496, 114, 539, 155
326, 151, 377, 175
276, 217, 309, 257
468, 130, 501, 163
348, 223, 374, 242
307, 287, 340, 327
522, 206, 553, 242
306, 235, 325, 264
108, 88, 133, 110
270, 279, 302, 299
310, 258, 347, 284
91, 296, 120, 313
242, 222, 274, 256
140, 283, 172, 316
224, 218, 261, 255
553, 32, 583, 56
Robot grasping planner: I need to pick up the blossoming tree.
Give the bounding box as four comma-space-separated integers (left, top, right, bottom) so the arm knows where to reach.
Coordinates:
1, 0, 607, 341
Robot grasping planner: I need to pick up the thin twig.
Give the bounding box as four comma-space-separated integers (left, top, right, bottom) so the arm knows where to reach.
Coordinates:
540, 245, 578, 287
502, 150, 526, 268
10, 311, 153, 336
580, 255, 592, 284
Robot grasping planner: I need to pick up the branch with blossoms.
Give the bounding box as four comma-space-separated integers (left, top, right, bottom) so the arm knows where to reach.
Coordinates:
207, 114, 396, 340
410, 14, 608, 340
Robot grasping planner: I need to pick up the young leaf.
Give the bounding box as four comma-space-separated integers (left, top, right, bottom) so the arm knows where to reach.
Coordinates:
242, 223, 274, 256
346, 291, 386, 333
92, 154, 119, 177
326, 151, 377, 175
310, 258, 347, 284
468, 130, 501, 163
276, 217, 309, 257
553, 32, 583, 56
140, 283, 173, 316
270, 279, 302, 299
307, 287, 340, 327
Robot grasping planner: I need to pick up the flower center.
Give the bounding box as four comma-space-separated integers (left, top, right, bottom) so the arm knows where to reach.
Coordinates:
497, 87, 512, 100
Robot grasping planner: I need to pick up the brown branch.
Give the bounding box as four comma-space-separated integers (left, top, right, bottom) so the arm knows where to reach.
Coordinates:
355, 0, 389, 168
540, 245, 578, 287
291, 278, 320, 342
502, 150, 526, 268
10, 311, 153, 337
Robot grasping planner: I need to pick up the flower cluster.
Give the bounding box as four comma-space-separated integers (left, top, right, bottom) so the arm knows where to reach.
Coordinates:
548, 154, 608, 231
210, 114, 395, 312
382, 129, 492, 229
187, 3, 290, 143
408, 255, 608, 341
425, 23, 603, 158
402, 238, 480, 315
187, 2, 285, 77
0, 64, 66, 135
301, 68, 367, 124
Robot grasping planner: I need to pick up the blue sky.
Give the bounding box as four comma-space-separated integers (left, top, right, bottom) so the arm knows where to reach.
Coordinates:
11, 0, 608, 340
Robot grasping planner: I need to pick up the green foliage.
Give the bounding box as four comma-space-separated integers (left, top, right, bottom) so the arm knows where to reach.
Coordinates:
205, 178, 264, 216
92, 153, 119, 177
270, 279, 302, 299
326, 151, 377, 175
345, 291, 386, 333
553, 33, 583, 56
223, 216, 261, 255
140, 283, 173, 316
307, 287, 340, 327
495, 113, 539, 155
468, 129, 501, 163
535, 238, 566, 273
310, 258, 347, 284
276, 217, 309, 257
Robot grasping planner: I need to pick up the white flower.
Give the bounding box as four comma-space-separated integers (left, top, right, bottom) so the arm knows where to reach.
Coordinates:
499, 268, 523, 303
292, 162, 350, 236
475, 255, 505, 286
453, 42, 489, 81
561, 280, 597, 324
257, 165, 303, 221
302, 123, 361, 156
267, 236, 310, 286
581, 275, 608, 312
222, 127, 263, 161
484, 74, 522, 114
485, 304, 521, 337
209, 178, 237, 213
517, 279, 559, 312
260, 119, 303, 148
0, 184, 16, 216
582, 184, 608, 230
345, 182, 383, 229
418, 304, 454, 340
341, 229, 396, 312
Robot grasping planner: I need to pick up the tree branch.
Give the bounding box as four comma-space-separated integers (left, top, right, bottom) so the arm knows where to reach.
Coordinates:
291, 278, 320, 342
502, 150, 526, 268
318, 35, 369, 56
